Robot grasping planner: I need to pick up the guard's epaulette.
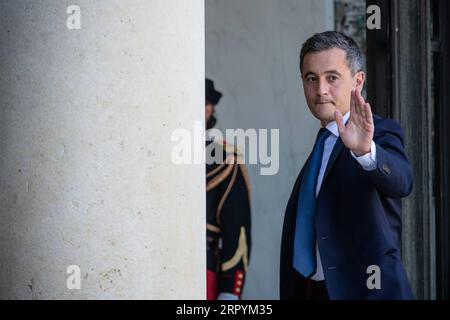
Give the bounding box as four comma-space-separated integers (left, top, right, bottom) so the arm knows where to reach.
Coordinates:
216, 139, 243, 157
206, 140, 252, 222
206, 151, 237, 192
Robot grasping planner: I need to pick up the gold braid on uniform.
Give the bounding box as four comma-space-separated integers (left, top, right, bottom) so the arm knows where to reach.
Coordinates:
206, 162, 226, 178
207, 223, 220, 233
221, 227, 249, 272
206, 154, 235, 192
216, 158, 239, 226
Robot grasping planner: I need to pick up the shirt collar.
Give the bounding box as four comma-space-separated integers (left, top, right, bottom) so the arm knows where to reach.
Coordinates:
325, 111, 350, 137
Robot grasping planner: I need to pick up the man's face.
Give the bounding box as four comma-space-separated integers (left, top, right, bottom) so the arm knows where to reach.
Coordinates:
301, 48, 365, 126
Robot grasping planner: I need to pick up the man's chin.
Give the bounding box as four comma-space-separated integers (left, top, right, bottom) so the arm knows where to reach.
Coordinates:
312, 109, 335, 123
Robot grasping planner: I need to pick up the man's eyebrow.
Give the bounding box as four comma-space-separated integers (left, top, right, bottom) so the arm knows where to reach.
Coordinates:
303, 72, 317, 78
303, 70, 343, 78
324, 70, 342, 76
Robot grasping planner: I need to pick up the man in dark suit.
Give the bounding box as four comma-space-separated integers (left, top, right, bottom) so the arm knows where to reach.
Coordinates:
280, 31, 414, 300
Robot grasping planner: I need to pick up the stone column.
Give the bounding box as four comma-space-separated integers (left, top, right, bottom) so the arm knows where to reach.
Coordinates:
0, 0, 205, 299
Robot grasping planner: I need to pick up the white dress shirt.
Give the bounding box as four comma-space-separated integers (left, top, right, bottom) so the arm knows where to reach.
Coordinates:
310, 112, 377, 281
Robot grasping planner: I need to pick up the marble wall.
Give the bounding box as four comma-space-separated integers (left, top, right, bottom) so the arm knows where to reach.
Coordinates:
206, 0, 334, 299
0, 0, 205, 299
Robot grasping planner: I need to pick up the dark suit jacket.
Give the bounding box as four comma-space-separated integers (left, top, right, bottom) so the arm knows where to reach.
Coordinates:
280, 115, 415, 300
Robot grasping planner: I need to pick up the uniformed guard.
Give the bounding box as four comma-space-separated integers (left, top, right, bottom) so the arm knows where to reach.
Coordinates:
205, 78, 252, 300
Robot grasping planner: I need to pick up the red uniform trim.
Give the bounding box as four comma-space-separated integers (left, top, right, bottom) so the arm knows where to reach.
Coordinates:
207, 270, 218, 300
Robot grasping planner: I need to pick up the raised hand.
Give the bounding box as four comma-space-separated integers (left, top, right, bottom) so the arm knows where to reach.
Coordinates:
335, 88, 374, 156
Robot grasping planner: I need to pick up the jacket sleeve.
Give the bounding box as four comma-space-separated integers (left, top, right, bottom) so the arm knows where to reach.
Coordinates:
216, 156, 252, 298
364, 118, 414, 198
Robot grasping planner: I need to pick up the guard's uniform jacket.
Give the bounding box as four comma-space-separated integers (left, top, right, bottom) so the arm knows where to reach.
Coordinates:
206, 140, 252, 299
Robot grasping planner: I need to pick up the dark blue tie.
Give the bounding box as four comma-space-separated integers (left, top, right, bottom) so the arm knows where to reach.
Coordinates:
293, 128, 331, 277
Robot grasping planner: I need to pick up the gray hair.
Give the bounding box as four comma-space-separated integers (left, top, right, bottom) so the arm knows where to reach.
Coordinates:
299, 31, 363, 75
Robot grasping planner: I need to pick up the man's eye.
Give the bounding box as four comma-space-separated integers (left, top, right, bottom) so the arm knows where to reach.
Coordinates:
328, 76, 338, 82
306, 77, 316, 82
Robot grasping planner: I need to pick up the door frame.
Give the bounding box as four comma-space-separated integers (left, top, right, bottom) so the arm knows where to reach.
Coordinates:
366, 0, 450, 299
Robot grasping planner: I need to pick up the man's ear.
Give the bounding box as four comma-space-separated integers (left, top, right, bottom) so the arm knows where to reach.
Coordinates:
355, 71, 365, 89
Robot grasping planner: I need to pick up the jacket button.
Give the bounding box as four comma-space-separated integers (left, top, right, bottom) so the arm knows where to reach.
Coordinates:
321, 236, 329, 240
327, 266, 336, 270
382, 164, 391, 174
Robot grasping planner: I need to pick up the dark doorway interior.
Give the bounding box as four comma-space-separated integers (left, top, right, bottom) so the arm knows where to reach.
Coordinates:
366, 0, 450, 299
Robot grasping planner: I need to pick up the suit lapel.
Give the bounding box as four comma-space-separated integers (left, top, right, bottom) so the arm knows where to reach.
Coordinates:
321, 137, 345, 186
286, 154, 311, 228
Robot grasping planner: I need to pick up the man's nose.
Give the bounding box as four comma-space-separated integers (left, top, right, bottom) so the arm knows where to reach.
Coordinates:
316, 79, 329, 96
